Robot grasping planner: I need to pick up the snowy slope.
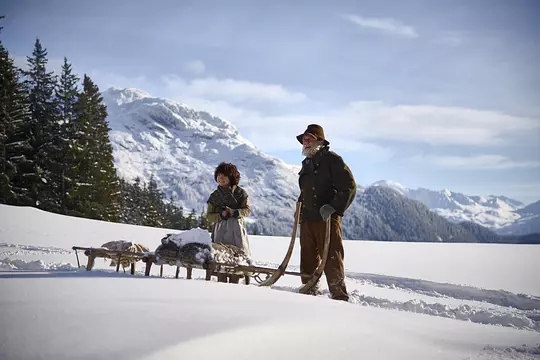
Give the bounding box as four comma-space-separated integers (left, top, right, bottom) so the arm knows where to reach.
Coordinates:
1, 204, 540, 359
103, 88, 301, 235
371, 180, 526, 229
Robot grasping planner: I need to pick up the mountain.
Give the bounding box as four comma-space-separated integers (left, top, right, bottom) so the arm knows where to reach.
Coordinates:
102, 87, 301, 237
342, 186, 478, 242
101, 88, 535, 243
370, 180, 525, 229
496, 200, 540, 236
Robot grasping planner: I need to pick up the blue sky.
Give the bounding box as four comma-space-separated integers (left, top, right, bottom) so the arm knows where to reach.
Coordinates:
2, 0, 539, 203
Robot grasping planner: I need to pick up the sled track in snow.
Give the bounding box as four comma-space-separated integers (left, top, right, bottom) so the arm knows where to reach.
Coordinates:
254, 261, 540, 333
0, 243, 72, 256
345, 271, 540, 311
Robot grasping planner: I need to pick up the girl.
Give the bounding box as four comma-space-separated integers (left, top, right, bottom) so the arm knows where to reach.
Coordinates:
206, 162, 251, 283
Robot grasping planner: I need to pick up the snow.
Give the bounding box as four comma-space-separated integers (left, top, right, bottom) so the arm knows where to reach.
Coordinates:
161, 227, 212, 248
370, 180, 408, 195
1, 203, 539, 359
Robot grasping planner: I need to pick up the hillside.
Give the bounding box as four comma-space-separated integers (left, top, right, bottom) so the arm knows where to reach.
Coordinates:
345, 186, 476, 243
497, 200, 540, 236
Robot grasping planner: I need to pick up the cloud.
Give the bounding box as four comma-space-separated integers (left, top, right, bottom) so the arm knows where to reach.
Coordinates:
340, 13, 419, 38
418, 155, 540, 170
161, 75, 308, 104
227, 101, 539, 148
183, 60, 206, 75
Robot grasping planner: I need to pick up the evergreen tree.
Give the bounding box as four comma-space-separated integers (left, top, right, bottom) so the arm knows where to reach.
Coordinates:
21, 38, 62, 211
198, 209, 211, 231
143, 175, 164, 227
186, 208, 198, 229
55, 57, 79, 213
0, 28, 33, 205
167, 204, 185, 230
71, 74, 120, 221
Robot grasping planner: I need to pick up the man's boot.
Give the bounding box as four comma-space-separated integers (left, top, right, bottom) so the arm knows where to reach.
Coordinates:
329, 280, 349, 301
304, 281, 323, 296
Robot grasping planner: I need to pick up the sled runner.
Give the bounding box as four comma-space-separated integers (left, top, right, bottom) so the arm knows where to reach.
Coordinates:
70, 202, 332, 293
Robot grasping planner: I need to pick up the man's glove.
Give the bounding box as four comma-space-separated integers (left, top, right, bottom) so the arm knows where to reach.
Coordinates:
319, 204, 335, 221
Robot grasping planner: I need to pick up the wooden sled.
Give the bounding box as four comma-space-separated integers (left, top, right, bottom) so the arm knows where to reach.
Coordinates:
71, 245, 148, 274
70, 202, 330, 290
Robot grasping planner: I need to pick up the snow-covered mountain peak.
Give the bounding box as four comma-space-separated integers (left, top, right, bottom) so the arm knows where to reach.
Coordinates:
102, 87, 301, 234
102, 87, 257, 152
105, 87, 153, 106
365, 181, 526, 229
370, 180, 407, 195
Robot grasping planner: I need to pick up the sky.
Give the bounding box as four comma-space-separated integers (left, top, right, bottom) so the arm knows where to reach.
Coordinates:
2, 0, 539, 203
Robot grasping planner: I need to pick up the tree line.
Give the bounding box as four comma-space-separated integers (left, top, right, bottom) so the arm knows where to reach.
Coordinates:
0, 18, 211, 231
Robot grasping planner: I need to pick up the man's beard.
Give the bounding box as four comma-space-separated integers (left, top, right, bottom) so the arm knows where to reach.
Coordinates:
302, 144, 321, 157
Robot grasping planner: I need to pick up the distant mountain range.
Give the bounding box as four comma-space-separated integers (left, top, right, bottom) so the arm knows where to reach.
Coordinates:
101, 88, 539, 243
369, 180, 539, 236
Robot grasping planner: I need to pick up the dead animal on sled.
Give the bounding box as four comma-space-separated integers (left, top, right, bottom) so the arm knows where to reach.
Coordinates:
71, 240, 149, 274
100, 240, 149, 269
143, 229, 253, 284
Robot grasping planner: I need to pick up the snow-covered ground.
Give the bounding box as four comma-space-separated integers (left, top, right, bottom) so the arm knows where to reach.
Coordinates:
1, 204, 539, 360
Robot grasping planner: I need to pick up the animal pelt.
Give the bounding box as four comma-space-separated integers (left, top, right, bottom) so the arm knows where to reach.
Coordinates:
100, 240, 149, 268
154, 234, 252, 267
211, 242, 252, 267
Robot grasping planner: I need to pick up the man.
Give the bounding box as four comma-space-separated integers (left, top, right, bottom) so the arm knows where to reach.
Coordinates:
296, 124, 357, 301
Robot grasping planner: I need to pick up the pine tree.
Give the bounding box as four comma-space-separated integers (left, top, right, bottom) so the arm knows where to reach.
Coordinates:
71, 74, 120, 221
142, 176, 163, 227
21, 38, 62, 211
167, 204, 185, 230
199, 209, 211, 231
0, 30, 33, 205
55, 57, 79, 213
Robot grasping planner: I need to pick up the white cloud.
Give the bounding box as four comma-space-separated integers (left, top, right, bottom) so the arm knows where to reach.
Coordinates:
183, 60, 206, 75
162, 75, 308, 104
334, 102, 539, 146
340, 14, 419, 38
225, 101, 539, 148
419, 155, 540, 170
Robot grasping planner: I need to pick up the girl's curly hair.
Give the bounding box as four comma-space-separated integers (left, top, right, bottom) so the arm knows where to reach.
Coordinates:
214, 162, 241, 186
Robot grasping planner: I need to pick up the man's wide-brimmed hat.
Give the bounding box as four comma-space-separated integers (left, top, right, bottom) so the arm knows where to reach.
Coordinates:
296, 124, 329, 145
